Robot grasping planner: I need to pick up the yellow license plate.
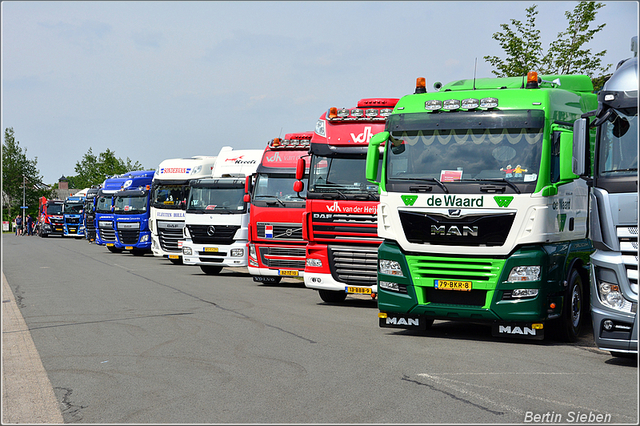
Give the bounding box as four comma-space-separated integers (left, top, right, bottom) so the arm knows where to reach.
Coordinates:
279, 270, 299, 276
125, 246, 134, 250
106, 243, 114, 247
435, 279, 472, 291
168, 255, 180, 259
204, 247, 218, 253
347, 287, 372, 294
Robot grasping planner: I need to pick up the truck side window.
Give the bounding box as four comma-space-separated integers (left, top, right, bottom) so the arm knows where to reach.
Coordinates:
550, 131, 561, 183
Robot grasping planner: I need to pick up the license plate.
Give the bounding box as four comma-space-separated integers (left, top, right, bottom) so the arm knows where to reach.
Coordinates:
435, 279, 472, 291
347, 287, 372, 294
106, 243, 114, 247
204, 247, 218, 252
279, 270, 299, 276
55, 228, 63, 231
168, 255, 180, 259
125, 246, 133, 250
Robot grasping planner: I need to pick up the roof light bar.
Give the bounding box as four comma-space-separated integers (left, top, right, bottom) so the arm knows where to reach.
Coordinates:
480, 97, 498, 108
443, 99, 460, 110
461, 98, 479, 109
425, 100, 443, 111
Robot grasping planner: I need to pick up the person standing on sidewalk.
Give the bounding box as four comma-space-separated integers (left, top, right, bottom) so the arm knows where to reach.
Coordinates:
15, 215, 22, 236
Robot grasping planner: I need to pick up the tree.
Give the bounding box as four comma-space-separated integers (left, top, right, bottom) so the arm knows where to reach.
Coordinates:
2, 127, 53, 222
71, 147, 145, 189
484, 2, 611, 87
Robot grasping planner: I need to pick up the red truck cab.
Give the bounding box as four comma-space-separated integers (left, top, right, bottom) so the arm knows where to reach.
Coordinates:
247, 132, 313, 284
297, 98, 398, 303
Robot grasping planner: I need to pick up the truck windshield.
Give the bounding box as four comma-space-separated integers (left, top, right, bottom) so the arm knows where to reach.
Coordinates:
187, 186, 246, 213
386, 110, 543, 186
47, 204, 63, 215
597, 109, 638, 177
113, 195, 148, 214
64, 203, 84, 214
254, 173, 305, 201
308, 155, 379, 197
151, 184, 187, 209
96, 196, 113, 213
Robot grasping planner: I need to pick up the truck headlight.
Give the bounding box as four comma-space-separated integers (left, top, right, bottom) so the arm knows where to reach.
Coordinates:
598, 282, 626, 309
140, 234, 149, 242
379, 259, 404, 277
231, 248, 244, 257
511, 289, 539, 298
379, 281, 400, 292
249, 244, 256, 259
507, 266, 540, 282
306, 258, 322, 267
183, 247, 192, 256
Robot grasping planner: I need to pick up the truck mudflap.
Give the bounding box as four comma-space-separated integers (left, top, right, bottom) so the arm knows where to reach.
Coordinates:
379, 312, 427, 331
491, 322, 545, 340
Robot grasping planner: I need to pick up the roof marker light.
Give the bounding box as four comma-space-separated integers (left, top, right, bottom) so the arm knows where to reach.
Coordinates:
365, 108, 378, 117
337, 108, 349, 118
351, 108, 364, 118
380, 108, 394, 117
425, 100, 442, 111
480, 97, 498, 108
443, 99, 460, 110
461, 98, 479, 109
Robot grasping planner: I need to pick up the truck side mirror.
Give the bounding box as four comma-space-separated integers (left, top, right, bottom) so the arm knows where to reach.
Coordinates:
366, 131, 389, 183
560, 131, 579, 181
296, 158, 305, 181
572, 118, 588, 176
293, 180, 304, 193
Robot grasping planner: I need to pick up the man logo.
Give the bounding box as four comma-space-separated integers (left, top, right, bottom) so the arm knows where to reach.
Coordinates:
386, 316, 420, 327
448, 209, 462, 217
207, 226, 216, 236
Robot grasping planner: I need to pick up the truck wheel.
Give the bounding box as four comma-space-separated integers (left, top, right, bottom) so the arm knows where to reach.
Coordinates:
557, 269, 584, 343
200, 265, 223, 275
107, 246, 124, 253
318, 290, 347, 304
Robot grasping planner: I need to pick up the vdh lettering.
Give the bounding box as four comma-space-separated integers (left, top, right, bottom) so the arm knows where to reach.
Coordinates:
499, 325, 536, 336
266, 152, 282, 162
386, 317, 419, 326
431, 225, 478, 237
327, 201, 342, 212
426, 195, 483, 207
351, 126, 373, 143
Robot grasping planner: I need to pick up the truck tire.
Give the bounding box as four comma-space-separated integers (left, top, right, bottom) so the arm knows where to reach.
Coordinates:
200, 265, 223, 275
557, 268, 584, 343
318, 290, 347, 304
107, 246, 124, 253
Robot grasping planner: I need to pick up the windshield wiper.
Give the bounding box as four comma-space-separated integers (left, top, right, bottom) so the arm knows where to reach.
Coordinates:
602, 168, 638, 173
461, 178, 521, 194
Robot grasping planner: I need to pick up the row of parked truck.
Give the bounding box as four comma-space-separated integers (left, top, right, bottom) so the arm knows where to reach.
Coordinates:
36, 38, 637, 357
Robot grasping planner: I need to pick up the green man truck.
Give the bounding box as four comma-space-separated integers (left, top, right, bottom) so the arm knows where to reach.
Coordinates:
365, 73, 597, 341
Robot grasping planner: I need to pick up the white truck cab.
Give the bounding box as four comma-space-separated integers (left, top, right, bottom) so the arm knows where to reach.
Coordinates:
182, 146, 263, 274
149, 156, 218, 264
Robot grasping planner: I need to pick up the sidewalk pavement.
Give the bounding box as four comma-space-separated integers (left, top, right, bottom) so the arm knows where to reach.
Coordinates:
2, 272, 63, 424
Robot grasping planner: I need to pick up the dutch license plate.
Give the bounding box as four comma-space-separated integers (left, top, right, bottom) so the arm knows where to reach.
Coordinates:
126, 246, 134, 250
279, 270, 299, 276
347, 287, 372, 294
168, 255, 180, 259
435, 279, 472, 291
204, 247, 218, 253
106, 243, 114, 247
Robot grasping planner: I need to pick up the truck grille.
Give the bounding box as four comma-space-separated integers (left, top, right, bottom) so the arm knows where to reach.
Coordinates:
257, 222, 303, 241
118, 230, 140, 244
66, 217, 80, 224
158, 226, 184, 252
328, 245, 378, 286
258, 246, 306, 269
187, 224, 240, 245
311, 213, 380, 244
99, 229, 116, 242
406, 255, 503, 307
399, 211, 515, 246
618, 226, 638, 290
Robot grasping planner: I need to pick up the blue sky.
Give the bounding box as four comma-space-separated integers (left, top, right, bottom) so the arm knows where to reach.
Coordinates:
2, 1, 638, 185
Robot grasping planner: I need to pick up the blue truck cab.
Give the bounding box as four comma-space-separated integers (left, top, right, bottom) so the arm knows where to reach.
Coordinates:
95, 174, 127, 250
63, 195, 86, 238
111, 171, 156, 255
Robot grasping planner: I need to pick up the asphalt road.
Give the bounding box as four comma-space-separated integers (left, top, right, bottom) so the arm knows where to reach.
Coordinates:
2, 234, 638, 424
